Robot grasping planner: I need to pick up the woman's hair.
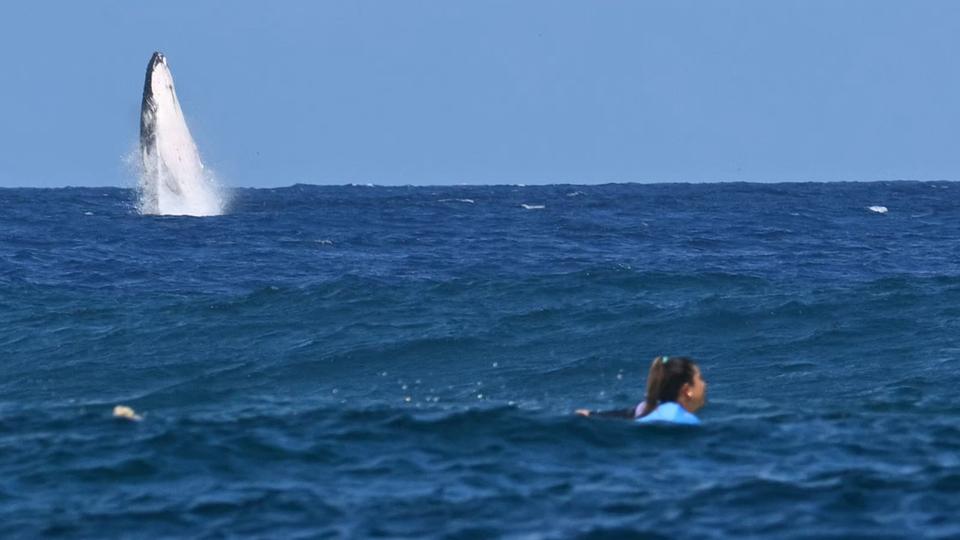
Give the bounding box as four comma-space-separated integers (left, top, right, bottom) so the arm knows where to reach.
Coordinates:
638, 356, 698, 418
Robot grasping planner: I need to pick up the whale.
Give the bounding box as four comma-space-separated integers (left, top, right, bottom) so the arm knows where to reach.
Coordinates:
139, 52, 223, 216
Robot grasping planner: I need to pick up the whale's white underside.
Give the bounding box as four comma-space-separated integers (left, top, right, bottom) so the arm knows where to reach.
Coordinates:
139, 54, 223, 216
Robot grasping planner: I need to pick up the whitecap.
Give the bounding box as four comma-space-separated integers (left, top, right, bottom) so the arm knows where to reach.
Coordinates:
438, 198, 475, 204
521, 204, 545, 210
868, 206, 888, 214
566, 191, 585, 197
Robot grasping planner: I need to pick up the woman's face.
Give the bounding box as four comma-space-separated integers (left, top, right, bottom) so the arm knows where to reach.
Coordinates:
683, 366, 708, 412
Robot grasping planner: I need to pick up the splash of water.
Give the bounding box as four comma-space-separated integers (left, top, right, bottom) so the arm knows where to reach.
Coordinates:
138, 52, 226, 216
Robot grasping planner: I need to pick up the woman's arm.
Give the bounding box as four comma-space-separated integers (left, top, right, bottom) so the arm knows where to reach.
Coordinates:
575, 408, 635, 419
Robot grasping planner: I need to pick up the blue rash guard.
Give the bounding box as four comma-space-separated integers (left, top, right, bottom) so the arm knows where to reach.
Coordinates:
634, 401, 701, 425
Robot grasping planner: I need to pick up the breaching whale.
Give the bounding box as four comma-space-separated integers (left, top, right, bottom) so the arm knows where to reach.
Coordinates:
139, 52, 223, 216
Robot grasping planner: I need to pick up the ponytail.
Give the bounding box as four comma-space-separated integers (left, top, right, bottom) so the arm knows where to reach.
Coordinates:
637, 355, 697, 418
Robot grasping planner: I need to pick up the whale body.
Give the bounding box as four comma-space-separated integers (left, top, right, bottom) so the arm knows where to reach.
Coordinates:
139, 52, 223, 216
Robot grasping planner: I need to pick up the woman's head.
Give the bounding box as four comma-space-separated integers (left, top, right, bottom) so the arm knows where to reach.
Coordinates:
639, 356, 707, 416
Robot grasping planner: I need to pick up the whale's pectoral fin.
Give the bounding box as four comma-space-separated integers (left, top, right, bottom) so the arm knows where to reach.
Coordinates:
163, 176, 183, 196
157, 162, 183, 196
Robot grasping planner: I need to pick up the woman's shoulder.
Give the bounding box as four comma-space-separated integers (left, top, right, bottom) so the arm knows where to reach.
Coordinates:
635, 402, 701, 425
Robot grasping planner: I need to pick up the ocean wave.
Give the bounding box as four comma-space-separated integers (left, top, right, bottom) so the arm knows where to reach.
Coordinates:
4, 183, 960, 536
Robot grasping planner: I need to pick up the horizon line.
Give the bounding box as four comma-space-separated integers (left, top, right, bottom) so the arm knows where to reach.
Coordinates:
2, 178, 959, 190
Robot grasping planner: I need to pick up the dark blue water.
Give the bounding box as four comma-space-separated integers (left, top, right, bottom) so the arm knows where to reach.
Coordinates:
2, 182, 960, 538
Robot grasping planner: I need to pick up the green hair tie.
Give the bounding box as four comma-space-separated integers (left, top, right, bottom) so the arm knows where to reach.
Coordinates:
661, 356, 669, 364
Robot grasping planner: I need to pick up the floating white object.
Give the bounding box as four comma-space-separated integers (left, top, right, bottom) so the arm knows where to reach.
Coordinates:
521, 204, 545, 210
113, 405, 142, 421
868, 206, 888, 214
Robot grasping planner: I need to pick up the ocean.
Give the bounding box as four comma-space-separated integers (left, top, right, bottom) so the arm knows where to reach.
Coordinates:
2, 182, 959, 538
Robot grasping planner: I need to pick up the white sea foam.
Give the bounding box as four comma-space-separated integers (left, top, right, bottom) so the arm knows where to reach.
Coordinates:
139, 54, 225, 216
438, 198, 475, 204
521, 204, 545, 210
868, 206, 888, 214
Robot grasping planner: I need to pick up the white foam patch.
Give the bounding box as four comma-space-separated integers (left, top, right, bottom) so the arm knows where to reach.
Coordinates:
438, 198, 475, 204
868, 206, 888, 214
521, 204, 545, 210
139, 57, 225, 216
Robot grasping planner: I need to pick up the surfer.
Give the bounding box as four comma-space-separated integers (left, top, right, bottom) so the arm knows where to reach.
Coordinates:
576, 356, 707, 425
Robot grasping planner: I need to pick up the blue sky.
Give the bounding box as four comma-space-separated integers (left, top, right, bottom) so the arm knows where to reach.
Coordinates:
2, 1, 959, 187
